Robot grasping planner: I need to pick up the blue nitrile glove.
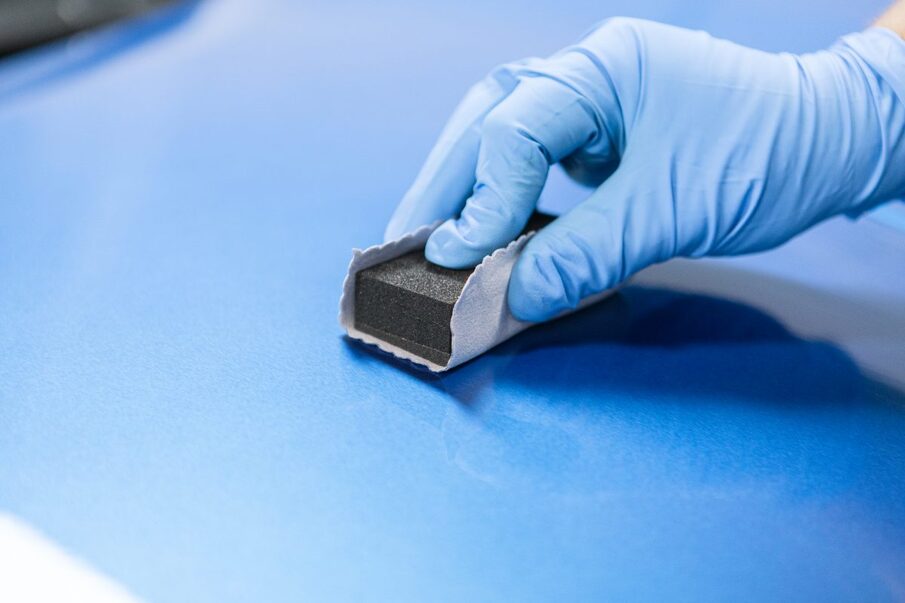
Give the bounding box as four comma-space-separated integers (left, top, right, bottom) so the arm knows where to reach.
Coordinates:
385, 19, 905, 322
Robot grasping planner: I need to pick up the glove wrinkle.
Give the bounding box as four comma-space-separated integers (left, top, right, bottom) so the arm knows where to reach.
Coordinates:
392, 19, 905, 321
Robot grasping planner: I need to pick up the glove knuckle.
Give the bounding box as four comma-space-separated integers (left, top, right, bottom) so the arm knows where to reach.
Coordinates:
485, 57, 543, 89
482, 97, 546, 149
594, 16, 646, 39
481, 106, 547, 163
481, 107, 515, 139
582, 16, 646, 57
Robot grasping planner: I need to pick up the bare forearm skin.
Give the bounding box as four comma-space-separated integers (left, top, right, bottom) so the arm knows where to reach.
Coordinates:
877, 1, 905, 38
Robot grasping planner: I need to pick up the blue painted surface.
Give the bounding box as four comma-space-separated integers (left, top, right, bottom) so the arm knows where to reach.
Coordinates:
1, 1, 904, 601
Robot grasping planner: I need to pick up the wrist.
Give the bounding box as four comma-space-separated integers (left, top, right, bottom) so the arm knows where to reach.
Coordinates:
876, 2, 905, 39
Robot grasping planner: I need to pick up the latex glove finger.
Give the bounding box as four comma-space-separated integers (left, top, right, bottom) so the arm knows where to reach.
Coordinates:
425, 75, 602, 268
384, 59, 544, 242
508, 159, 676, 322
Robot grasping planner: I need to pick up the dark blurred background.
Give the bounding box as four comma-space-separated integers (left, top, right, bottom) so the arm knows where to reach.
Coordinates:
0, 0, 174, 57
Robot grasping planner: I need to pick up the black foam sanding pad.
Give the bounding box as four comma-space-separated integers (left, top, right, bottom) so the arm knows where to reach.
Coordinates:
355, 213, 554, 366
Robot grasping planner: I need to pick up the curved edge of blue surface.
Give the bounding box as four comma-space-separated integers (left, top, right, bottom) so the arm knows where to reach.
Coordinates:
0, 0, 203, 101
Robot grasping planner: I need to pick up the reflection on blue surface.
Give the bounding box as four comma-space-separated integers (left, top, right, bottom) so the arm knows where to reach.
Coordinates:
871, 202, 905, 234
342, 270, 905, 601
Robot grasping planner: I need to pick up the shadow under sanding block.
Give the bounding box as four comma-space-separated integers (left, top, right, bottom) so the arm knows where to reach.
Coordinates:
339, 213, 613, 372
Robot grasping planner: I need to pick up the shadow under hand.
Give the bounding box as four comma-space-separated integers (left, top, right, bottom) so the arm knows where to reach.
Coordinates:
430, 285, 869, 409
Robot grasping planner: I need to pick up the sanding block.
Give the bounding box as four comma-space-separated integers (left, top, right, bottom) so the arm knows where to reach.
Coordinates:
339, 213, 612, 372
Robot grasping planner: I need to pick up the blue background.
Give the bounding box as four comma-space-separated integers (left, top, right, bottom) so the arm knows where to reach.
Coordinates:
1, 0, 905, 600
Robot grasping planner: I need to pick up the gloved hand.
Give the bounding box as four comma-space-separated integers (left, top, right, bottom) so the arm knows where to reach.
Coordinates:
385, 18, 905, 322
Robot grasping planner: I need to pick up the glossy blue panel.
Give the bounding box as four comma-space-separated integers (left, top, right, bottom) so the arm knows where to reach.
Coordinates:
1, 1, 904, 601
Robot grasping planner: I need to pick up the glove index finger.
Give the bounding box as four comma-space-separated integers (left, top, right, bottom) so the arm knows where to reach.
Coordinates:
384, 59, 545, 242
425, 75, 601, 268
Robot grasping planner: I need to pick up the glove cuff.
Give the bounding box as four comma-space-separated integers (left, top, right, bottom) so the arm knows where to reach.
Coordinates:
842, 27, 905, 101
837, 28, 905, 207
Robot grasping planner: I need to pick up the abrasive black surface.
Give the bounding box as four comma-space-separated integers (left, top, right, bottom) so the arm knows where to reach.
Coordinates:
358, 252, 470, 327
354, 212, 555, 365
356, 253, 470, 364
